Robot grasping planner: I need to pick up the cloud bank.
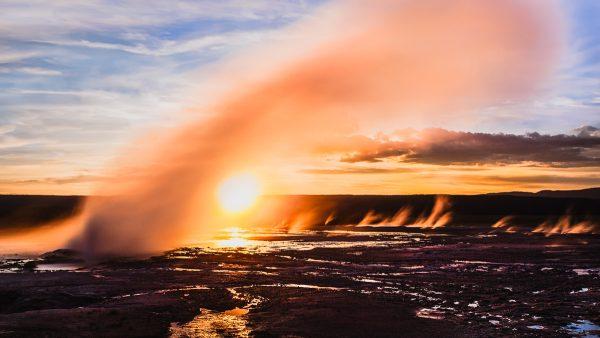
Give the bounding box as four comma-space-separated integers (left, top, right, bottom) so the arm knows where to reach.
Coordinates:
337, 127, 600, 167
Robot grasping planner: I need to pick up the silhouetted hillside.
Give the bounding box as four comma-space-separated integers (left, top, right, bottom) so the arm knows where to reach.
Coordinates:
259, 194, 600, 229
487, 187, 600, 199
0, 195, 82, 232
1, 189, 599, 232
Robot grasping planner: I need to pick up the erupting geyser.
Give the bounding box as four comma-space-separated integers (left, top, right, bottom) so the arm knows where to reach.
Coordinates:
70, 0, 562, 257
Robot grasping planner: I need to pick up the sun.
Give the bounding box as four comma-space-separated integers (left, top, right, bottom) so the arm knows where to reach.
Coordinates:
217, 173, 261, 213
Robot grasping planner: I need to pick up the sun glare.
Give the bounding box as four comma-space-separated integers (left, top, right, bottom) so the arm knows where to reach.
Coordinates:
215, 227, 251, 248
217, 173, 260, 213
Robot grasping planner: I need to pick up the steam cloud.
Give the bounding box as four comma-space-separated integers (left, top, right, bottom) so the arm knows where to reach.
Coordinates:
70, 0, 561, 257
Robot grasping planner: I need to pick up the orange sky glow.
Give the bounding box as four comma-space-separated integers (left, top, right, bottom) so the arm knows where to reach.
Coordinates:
2, 0, 592, 198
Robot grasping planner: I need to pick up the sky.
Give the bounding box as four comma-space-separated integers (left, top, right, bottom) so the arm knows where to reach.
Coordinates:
0, 0, 599, 195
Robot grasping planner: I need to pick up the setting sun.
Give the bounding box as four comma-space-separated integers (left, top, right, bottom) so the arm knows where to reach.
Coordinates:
217, 173, 261, 213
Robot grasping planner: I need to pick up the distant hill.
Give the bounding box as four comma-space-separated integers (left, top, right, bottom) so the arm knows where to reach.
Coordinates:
0, 195, 82, 232
1, 189, 599, 231
488, 187, 600, 199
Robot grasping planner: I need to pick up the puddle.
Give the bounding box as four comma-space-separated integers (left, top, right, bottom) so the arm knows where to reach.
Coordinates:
270, 283, 347, 291
453, 260, 532, 266
227, 288, 265, 309
527, 325, 545, 330
35, 263, 84, 271
211, 269, 278, 276
573, 268, 600, 276
0, 269, 18, 273
564, 320, 600, 337
113, 285, 209, 299
171, 267, 203, 272
224, 307, 249, 316
416, 308, 445, 320
170, 307, 250, 338
351, 277, 382, 284
570, 287, 590, 294
188, 230, 420, 254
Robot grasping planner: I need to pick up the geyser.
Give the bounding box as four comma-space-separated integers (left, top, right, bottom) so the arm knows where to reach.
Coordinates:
70, 0, 562, 257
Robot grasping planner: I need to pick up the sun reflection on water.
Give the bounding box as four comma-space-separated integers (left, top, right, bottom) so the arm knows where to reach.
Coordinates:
214, 227, 252, 248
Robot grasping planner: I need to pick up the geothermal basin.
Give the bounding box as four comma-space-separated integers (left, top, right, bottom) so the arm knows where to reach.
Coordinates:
0, 227, 598, 337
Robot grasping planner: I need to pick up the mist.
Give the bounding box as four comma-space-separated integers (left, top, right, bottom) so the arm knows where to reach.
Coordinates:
69, 0, 562, 257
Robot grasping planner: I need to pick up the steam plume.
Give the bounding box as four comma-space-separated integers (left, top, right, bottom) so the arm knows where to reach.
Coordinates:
408, 196, 452, 229
492, 216, 514, 229
491, 216, 519, 233
354, 196, 451, 229
70, 0, 561, 257
356, 207, 412, 227
533, 215, 598, 236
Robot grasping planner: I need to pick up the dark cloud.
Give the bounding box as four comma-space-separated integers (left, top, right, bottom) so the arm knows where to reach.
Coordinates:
339, 128, 600, 167
0, 175, 104, 185
471, 174, 600, 185
299, 167, 412, 175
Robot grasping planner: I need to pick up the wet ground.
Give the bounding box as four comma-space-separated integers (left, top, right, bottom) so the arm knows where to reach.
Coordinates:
0, 228, 599, 337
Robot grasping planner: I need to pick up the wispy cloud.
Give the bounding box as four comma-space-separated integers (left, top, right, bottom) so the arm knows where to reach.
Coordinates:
0, 66, 62, 76
36, 30, 277, 56
0, 49, 38, 63
0, 174, 104, 185
0, 134, 38, 149
299, 167, 413, 175
0, 1, 314, 38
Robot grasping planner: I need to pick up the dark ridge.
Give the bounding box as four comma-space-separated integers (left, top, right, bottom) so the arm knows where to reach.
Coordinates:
1, 188, 599, 232
0, 195, 83, 232
486, 187, 600, 199
257, 194, 600, 229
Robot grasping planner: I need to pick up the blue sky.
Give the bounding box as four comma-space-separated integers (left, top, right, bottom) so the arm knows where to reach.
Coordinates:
0, 1, 323, 191
0, 0, 598, 194
470, 0, 599, 135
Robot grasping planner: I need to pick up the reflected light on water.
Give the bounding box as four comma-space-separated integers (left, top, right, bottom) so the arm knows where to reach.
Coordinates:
214, 227, 252, 248
170, 307, 250, 338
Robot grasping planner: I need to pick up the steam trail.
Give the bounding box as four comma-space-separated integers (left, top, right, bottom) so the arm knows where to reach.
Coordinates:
533, 215, 598, 235
70, 0, 561, 257
354, 197, 451, 229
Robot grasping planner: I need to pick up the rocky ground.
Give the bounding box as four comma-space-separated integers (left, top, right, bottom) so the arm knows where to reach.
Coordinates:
0, 229, 599, 337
